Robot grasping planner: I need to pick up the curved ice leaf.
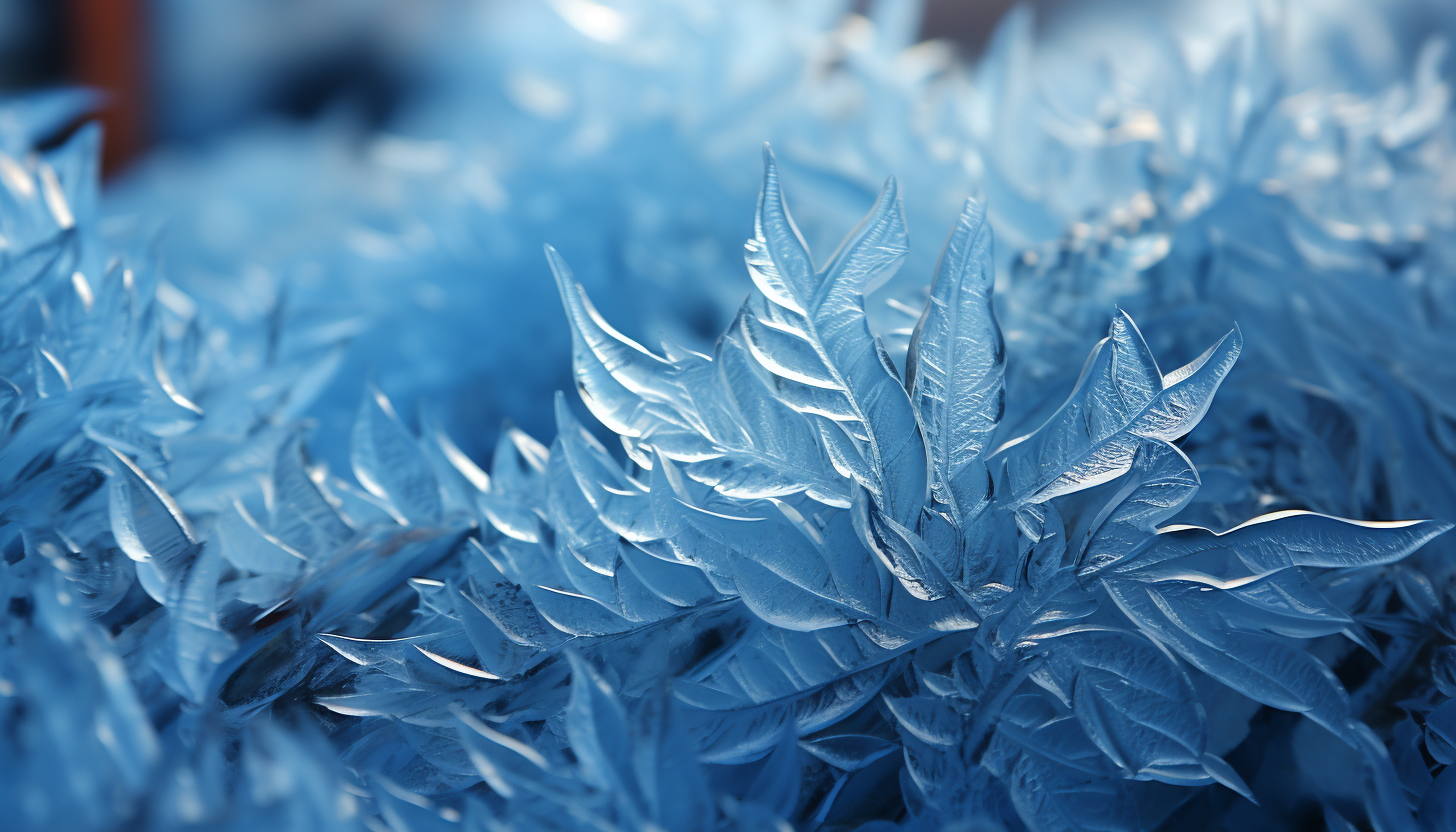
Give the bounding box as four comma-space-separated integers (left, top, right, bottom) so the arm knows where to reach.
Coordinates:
0, 228, 73, 308
1038, 628, 1214, 783
549, 243, 691, 439
1238, 574, 1376, 654
164, 539, 234, 703
799, 733, 899, 771
453, 708, 583, 802
451, 585, 550, 679
1021, 501, 1068, 596
852, 484, 958, 602
543, 397, 682, 625
740, 146, 927, 527
1005, 753, 1138, 832
490, 423, 550, 496
1424, 700, 1456, 766
1103, 577, 1354, 735
906, 197, 1004, 525
997, 313, 1241, 505
617, 537, 722, 609
521, 580, 636, 638
351, 383, 443, 525
419, 409, 490, 512
106, 447, 199, 600
744, 724, 803, 817
564, 651, 637, 805
1120, 512, 1453, 579
217, 500, 308, 577
675, 498, 868, 631
632, 686, 716, 832
702, 325, 849, 507
679, 659, 898, 763
549, 242, 847, 507
479, 426, 550, 543
979, 695, 1140, 831
271, 434, 354, 556
643, 449, 887, 628
463, 540, 570, 651
1077, 440, 1200, 574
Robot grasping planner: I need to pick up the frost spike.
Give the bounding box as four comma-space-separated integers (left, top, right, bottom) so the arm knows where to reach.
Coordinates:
998, 315, 1242, 505
549, 244, 684, 437
906, 197, 1004, 524
350, 382, 443, 524
106, 447, 199, 597
741, 146, 928, 528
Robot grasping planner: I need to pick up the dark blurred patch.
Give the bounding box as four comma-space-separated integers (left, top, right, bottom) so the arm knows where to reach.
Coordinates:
849, 0, 1067, 56
67, 0, 149, 175
920, 0, 1025, 52
0, 2, 67, 90
266, 46, 407, 131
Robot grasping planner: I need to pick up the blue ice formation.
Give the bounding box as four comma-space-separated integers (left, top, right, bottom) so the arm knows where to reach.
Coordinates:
5, 0, 1456, 830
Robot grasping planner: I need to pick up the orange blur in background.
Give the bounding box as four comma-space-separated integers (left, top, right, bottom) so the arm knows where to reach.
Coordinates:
68, 0, 149, 174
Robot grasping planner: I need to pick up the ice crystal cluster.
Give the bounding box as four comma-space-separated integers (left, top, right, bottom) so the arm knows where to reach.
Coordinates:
5, 1, 1456, 830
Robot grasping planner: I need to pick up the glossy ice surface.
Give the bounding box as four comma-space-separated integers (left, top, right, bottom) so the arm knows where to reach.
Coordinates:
4, 1, 1456, 830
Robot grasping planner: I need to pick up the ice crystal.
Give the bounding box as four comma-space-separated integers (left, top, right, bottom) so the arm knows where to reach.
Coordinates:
5, 0, 1456, 830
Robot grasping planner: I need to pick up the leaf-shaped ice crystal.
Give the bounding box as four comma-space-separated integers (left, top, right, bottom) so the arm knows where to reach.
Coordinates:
550, 240, 847, 508
351, 383, 443, 525
996, 313, 1242, 506
12, 14, 1456, 824
107, 447, 200, 601
907, 197, 1004, 527
740, 147, 928, 527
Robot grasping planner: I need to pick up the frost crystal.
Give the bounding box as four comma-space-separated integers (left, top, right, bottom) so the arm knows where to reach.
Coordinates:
5, 0, 1456, 830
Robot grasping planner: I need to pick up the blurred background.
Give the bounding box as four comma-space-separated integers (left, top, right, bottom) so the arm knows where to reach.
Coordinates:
6, 0, 1058, 173
17, 0, 1453, 169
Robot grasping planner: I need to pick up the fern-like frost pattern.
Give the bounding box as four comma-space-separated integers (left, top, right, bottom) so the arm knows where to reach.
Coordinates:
5, 2, 1456, 830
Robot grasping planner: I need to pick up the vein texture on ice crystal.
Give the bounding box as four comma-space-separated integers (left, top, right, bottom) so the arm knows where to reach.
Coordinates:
4, 0, 1456, 830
